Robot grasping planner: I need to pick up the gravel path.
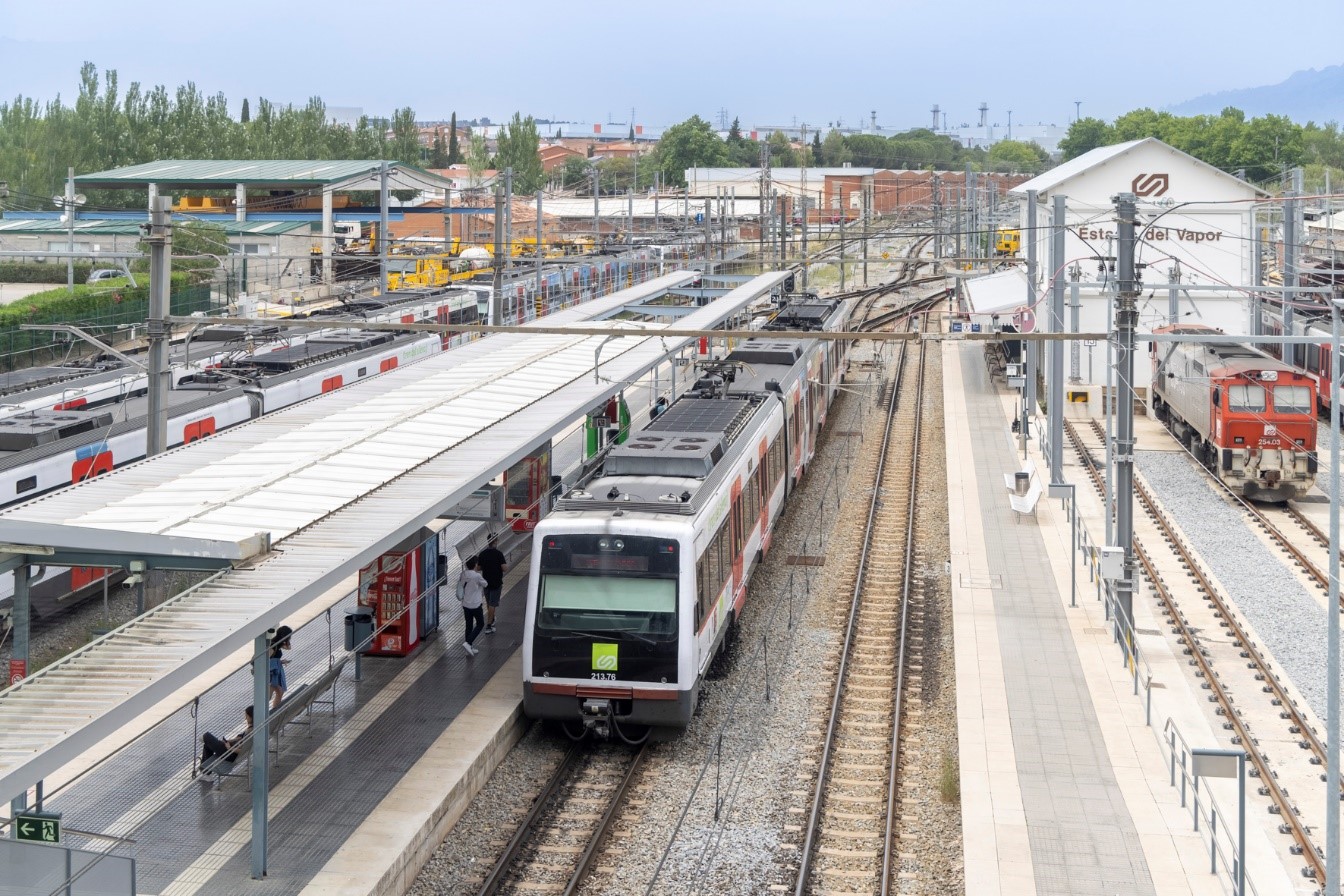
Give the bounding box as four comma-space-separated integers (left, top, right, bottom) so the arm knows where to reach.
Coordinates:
1137, 449, 1339, 718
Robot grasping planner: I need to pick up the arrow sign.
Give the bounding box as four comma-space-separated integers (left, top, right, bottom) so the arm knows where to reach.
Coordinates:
15, 813, 60, 843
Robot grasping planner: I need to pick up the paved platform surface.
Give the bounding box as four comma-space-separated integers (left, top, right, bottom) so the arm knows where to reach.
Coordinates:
41, 562, 530, 896
946, 342, 1248, 896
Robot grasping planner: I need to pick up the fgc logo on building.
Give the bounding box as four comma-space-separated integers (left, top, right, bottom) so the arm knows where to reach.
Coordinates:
1131, 173, 1170, 198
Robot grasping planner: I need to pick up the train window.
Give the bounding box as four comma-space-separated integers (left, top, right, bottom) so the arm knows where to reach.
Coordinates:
358, 367, 368, 377
1274, 385, 1313, 415
1307, 344, 1322, 374
16, 475, 35, 494
1227, 384, 1266, 413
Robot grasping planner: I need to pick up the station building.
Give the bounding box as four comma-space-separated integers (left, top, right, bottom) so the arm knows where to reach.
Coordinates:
966, 137, 1268, 389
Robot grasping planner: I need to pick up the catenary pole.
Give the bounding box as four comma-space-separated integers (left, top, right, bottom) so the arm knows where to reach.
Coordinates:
1049, 194, 1065, 482
146, 195, 172, 457
378, 162, 389, 296
491, 185, 504, 326
1282, 169, 1299, 339
1330, 298, 1341, 896
1024, 189, 1039, 423
1113, 192, 1139, 638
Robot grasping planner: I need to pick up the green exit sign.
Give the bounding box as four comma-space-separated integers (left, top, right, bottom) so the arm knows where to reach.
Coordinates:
16, 813, 60, 844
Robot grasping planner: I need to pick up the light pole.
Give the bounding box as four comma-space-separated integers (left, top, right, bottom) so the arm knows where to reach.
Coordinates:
54, 168, 86, 295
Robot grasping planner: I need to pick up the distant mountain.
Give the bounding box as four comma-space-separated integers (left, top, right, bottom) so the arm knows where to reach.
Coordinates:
1168, 65, 1344, 123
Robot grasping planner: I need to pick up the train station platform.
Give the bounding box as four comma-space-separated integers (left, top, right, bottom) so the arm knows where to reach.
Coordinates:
944, 341, 1285, 896
40, 552, 532, 896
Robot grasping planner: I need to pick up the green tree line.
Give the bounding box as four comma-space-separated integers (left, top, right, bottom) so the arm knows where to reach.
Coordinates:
0, 63, 422, 209
1059, 107, 1344, 191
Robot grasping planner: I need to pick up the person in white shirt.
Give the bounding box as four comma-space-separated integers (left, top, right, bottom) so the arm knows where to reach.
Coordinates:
458, 556, 488, 656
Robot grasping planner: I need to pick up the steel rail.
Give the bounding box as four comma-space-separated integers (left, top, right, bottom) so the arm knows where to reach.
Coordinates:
794, 310, 921, 895
1067, 420, 1326, 884
881, 335, 928, 894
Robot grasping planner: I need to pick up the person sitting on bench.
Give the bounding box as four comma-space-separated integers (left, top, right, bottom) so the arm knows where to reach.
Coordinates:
199, 705, 254, 773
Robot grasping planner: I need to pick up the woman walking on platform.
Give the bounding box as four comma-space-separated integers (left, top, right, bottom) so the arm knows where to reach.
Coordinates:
458, 557, 487, 656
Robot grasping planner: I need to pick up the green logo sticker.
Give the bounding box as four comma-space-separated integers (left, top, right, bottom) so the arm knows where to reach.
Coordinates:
592, 643, 619, 672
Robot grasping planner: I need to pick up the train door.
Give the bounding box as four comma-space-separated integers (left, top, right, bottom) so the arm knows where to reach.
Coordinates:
505, 441, 553, 531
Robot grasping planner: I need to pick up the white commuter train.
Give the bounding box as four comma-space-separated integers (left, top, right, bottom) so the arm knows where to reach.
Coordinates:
522, 296, 851, 740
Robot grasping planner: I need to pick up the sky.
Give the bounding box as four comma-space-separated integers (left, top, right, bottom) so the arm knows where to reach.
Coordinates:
1, 0, 1339, 134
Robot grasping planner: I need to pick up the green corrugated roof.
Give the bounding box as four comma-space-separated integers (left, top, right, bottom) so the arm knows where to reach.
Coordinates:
0, 218, 311, 236
75, 160, 451, 192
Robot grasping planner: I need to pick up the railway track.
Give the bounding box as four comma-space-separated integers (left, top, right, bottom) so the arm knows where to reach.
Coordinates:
475, 741, 649, 896
1067, 419, 1326, 884
793, 313, 930, 895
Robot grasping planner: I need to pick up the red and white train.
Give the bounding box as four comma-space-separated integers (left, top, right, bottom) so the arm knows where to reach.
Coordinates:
522, 295, 852, 740
1151, 324, 1318, 502
0, 331, 441, 610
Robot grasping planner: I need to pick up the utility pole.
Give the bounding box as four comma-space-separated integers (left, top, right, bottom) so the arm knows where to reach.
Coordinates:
1167, 263, 1181, 326
1048, 194, 1065, 483
64, 168, 76, 295
535, 190, 543, 312
1328, 292, 1343, 896
1069, 264, 1081, 381
491, 185, 504, 325
1283, 171, 1299, 340
1113, 192, 1139, 640
860, 185, 870, 287
932, 175, 943, 260
378, 161, 390, 295
759, 142, 770, 273
628, 188, 634, 247
839, 206, 846, 291
592, 168, 600, 246
145, 195, 172, 457
503, 167, 513, 274
1024, 189, 1039, 427
801, 123, 809, 290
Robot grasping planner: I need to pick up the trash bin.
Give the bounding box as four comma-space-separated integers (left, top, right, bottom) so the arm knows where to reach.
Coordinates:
1014, 471, 1031, 496
344, 610, 374, 652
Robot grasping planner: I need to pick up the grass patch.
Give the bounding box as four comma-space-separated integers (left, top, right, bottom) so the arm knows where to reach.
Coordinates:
939, 750, 960, 803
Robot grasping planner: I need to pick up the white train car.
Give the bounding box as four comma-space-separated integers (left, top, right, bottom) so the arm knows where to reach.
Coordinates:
522, 295, 851, 740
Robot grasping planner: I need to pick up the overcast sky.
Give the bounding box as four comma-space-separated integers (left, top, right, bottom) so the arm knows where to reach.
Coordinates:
1, 1, 1338, 133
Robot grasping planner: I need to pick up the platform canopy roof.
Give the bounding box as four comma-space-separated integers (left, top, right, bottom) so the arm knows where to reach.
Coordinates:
75, 160, 454, 193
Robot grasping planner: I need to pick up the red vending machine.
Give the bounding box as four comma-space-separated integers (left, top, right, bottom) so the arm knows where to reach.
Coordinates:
357, 527, 441, 657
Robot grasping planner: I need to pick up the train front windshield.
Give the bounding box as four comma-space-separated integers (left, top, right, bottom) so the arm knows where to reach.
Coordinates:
537, 534, 678, 637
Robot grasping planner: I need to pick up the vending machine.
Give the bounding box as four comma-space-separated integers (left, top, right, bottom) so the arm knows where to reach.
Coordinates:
357, 527, 441, 657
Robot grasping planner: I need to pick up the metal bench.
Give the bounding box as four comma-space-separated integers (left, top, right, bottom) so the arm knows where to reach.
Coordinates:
1003, 457, 1037, 492
197, 655, 349, 788
1009, 478, 1044, 521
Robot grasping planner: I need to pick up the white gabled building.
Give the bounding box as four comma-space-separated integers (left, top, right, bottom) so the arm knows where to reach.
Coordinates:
980, 137, 1268, 389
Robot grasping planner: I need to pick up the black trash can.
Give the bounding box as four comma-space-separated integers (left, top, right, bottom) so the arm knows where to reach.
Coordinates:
1014, 471, 1030, 496
344, 610, 374, 652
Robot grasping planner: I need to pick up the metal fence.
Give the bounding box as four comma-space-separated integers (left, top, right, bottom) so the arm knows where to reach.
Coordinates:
0, 287, 216, 372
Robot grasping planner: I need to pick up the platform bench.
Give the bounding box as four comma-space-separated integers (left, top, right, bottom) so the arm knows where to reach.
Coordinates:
199, 655, 348, 787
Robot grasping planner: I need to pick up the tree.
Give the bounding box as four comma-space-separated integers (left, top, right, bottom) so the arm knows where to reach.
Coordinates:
495, 111, 544, 193
466, 131, 490, 188
430, 129, 449, 168
821, 129, 850, 167
558, 156, 592, 191
388, 106, 421, 165
240, 97, 250, 124
766, 130, 798, 167
656, 114, 729, 186
728, 117, 743, 144
628, 124, 635, 141
810, 131, 822, 166
1058, 117, 1114, 160
447, 112, 462, 165
985, 140, 1049, 173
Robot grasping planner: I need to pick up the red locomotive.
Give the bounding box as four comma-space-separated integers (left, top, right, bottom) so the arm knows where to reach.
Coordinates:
1151, 324, 1317, 502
